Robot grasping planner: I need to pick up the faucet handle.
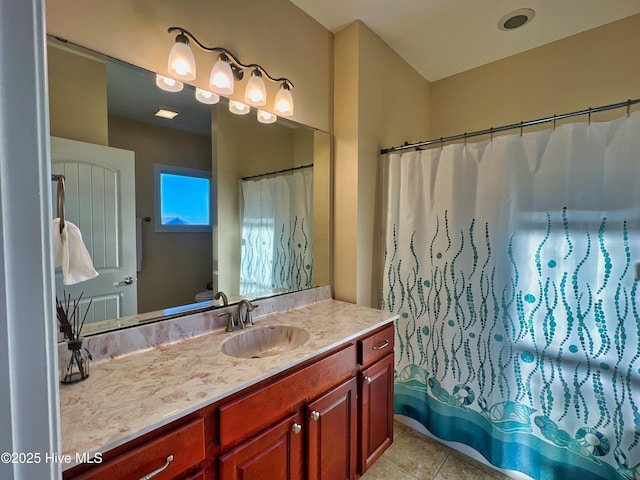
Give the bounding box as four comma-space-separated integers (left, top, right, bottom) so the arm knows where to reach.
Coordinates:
218, 311, 236, 332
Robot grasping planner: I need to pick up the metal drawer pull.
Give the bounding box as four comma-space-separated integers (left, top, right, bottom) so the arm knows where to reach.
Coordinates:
372, 340, 390, 351
139, 454, 174, 480
364, 376, 372, 384
310, 410, 320, 421
292, 423, 302, 434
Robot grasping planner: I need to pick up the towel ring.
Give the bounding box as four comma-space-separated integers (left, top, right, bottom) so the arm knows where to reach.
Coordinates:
51, 174, 66, 233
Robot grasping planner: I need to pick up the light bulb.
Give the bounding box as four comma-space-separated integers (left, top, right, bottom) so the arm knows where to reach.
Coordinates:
209, 55, 234, 95
167, 34, 196, 81
195, 88, 220, 105
229, 100, 250, 115
156, 74, 184, 92
274, 83, 293, 116
257, 110, 277, 124
244, 70, 267, 107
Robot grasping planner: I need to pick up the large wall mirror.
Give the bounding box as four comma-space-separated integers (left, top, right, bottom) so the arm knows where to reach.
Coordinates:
47, 37, 331, 336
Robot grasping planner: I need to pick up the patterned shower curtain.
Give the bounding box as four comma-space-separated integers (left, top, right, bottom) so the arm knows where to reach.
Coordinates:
240, 168, 313, 295
382, 110, 640, 479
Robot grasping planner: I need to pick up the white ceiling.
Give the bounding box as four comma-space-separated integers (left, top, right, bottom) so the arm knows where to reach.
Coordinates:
290, 0, 640, 82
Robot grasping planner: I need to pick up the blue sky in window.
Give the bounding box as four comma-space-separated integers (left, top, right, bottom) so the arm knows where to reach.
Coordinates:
160, 173, 210, 225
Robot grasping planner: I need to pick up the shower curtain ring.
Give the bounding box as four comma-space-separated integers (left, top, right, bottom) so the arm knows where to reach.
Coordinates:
553, 116, 557, 131
464, 133, 467, 146
520, 121, 524, 136
627, 99, 632, 117
588, 107, 592, 124
440, 137, 444, 149
490, 127, 494, 141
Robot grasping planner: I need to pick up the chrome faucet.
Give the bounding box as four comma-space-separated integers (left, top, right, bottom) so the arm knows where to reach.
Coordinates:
237, 299, 259, 328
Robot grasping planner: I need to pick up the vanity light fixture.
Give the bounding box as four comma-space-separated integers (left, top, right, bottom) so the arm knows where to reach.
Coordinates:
167, 30, 196, 80
257, 110, 277, 124
166, 27, 294, 116
244, 69, 267, 107
210, 54, 236, 95
229, 100, 251, 115
195, 87, 220, 105
274, 83, 294, 116
155, 108, 179, 119
156, 74, 184, 92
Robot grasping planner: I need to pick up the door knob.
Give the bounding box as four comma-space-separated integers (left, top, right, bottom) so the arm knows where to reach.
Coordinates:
291, 423, 302, 434
310, 411, 320, 421
114, 276, 134, 286
364, 376, 372, 384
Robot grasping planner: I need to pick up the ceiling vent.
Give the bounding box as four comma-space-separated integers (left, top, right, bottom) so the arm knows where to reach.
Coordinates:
498, 8, 535, 31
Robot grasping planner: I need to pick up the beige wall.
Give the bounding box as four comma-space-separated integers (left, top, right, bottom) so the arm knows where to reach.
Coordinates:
333, 21, 431, 306
47, 45, 108, 145
430, 14, 640, 138
46, 0, 333, 132
312, 130, 331, 287
108, 116, 213, 312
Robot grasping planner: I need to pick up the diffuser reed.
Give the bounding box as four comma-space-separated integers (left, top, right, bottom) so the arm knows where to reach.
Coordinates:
56, 292, 93, 384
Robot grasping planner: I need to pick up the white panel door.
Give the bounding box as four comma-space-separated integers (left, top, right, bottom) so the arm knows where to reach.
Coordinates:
51, 136, 137, 328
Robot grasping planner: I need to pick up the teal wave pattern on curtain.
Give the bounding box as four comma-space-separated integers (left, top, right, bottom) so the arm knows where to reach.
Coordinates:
382, 110, 640, 480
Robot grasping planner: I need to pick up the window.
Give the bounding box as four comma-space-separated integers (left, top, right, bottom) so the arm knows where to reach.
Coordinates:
154, 164, 212, 232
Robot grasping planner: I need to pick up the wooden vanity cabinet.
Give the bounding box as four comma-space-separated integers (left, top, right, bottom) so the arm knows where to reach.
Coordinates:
218, 324, 394, 480
64, 322, 395, 480
357, 324, 395, 475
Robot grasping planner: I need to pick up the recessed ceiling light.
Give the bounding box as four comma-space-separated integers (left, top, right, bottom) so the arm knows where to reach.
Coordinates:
155, 108, 179, 119
498, 8, 535, 31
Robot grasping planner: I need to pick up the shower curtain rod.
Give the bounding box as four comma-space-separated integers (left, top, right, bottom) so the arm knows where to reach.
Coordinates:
241, 163, 313, 181
380, 97, 640, 154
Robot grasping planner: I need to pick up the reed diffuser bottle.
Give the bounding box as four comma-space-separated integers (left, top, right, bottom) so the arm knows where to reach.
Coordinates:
61, 337, 91, 384
56, 293, 93, 384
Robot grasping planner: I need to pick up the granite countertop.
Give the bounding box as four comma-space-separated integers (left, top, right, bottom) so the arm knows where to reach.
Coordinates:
59, 299, 397, 468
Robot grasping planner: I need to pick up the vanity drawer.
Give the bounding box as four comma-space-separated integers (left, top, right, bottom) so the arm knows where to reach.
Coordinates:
219, 343, 357, 449
359, 324, 394, 367
72, 418, 205, 480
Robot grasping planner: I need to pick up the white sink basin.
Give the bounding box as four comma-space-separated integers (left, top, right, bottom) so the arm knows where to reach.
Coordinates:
221, 325, 310, 359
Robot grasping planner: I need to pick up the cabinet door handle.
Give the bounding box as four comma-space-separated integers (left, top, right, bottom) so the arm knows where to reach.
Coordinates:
310, 410, 320, 421
292, 423, 302, 434
138, 454, 174, 480
364, 376, 372, 384
372, 340, 390, 351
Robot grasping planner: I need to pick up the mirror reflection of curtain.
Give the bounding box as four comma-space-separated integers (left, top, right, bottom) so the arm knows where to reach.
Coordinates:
240, 168, 313, 295
383, 110, 640, 480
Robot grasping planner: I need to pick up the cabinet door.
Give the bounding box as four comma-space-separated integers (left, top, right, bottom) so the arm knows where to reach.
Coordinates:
306, 377, 357, 480
359, 353, 394, 474
219, 412, 303, 480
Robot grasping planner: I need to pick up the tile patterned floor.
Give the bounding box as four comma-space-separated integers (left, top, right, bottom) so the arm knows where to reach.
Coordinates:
361, 420, 512, 480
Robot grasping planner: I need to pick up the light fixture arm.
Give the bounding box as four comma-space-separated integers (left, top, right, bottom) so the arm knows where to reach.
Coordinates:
167, 26, 294, 87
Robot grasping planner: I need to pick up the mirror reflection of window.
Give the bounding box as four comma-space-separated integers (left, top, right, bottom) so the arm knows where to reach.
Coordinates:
154, 164, 212, 233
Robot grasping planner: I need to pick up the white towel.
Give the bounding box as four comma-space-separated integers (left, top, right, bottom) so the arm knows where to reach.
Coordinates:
52, 218, 99, 285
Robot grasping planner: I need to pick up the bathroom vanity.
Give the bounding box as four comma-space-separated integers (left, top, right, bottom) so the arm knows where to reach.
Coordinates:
60, 298, 396, 480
